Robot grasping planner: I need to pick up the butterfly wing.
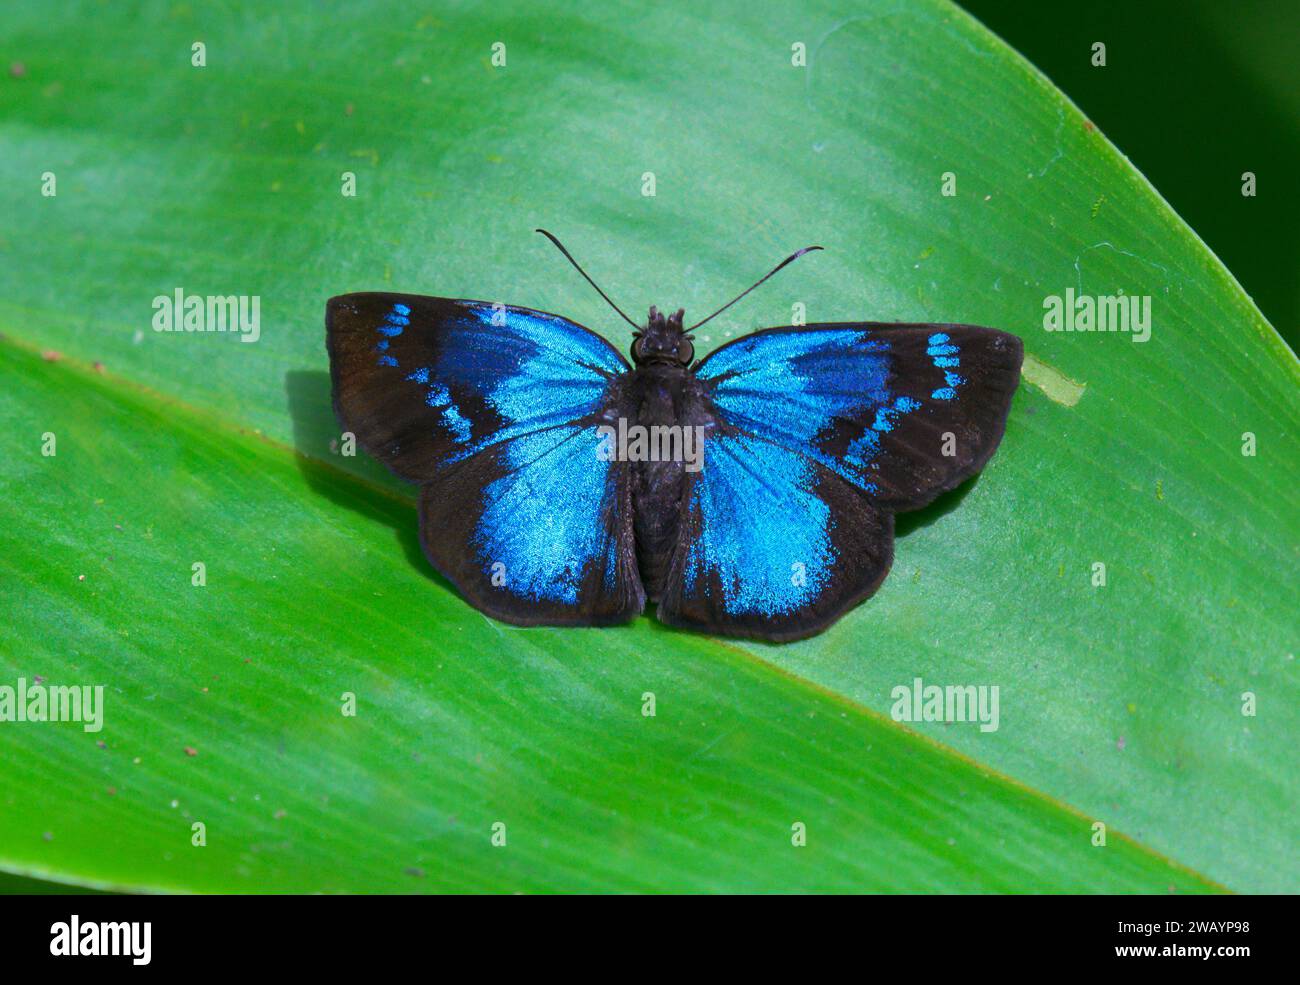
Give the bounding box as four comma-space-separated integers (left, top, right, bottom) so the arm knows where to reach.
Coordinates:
693, 323, 1024, 508
327, 292, 644, 625
657, 430, 896, 641
657, 323, 1022, 640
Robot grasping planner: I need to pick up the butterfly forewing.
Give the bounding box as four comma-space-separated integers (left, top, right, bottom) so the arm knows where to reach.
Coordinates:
694, 322, 1023, 509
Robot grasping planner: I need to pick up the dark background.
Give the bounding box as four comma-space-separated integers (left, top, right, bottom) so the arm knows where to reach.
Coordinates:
959, 0, 1299, 351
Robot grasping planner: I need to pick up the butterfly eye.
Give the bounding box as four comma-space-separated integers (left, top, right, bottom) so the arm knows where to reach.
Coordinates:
677, 337, 695, 364
632, 337, 648, 361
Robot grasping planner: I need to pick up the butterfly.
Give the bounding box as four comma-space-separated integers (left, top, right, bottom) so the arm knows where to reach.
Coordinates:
326, 230, 1022, 642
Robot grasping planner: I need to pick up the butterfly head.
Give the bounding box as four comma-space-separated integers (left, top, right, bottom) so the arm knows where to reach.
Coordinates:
632, 306, 695, 366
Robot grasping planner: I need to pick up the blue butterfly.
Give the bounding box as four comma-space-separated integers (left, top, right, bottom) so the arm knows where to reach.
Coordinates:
326, 231, 1022, 641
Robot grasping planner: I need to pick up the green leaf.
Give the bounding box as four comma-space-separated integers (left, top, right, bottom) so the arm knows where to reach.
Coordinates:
0, 0, 1293, 892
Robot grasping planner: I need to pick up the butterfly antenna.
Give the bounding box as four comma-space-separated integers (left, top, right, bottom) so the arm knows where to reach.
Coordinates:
687, 245, 824, 332
535, 229, 640, 330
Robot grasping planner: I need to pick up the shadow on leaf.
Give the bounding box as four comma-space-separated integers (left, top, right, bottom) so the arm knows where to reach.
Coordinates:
284, 369, 450, 591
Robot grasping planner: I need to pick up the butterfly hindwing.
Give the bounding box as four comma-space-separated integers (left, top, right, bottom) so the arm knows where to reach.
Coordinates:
656, 322, 1021, 640
417, 422, 645, 626
327, 292, 645, 625
657, 428, 893, 641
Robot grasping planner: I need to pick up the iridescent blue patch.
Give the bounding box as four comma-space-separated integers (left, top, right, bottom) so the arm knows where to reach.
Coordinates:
472, 425, 619, 603
926, 333, 965, 400
699, 329, 894, 486
684, 432, 835, 617
375, 303, 411, 364
397, 303, 626, 464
